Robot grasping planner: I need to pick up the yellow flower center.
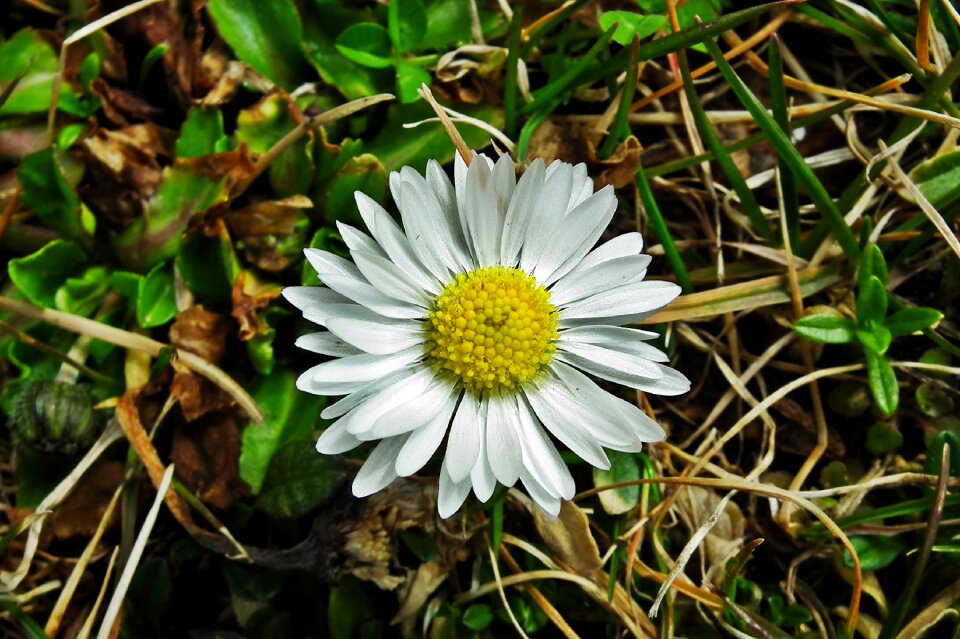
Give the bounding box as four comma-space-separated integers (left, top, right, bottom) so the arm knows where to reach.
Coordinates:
425, 266, 559, 394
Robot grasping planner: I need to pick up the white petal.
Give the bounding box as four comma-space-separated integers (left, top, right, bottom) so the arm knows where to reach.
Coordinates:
336, 222, 387, 258
520, 162, 573, 273
515, 396, 575, 499
396, 177, 463, 278
493, 153, 517, 213
316, 418, 362, 454
302, 302, 365, 328
283, 285, 349, 314
524, 384, 610, 470
352, 250, 430, 306
558, 324, 660, 347
365, 376, 457, 439
320, 366, 417, 419
500, 159, 545, 266
560, 353, 690, 396
352, 436, 407, 498
575, 232, 645, 272
295, 347, 422, 396
549, 255, 651, 306
568, 163, 595, 210
425, 159, 456, 222
319, 273, 425, 319
340, 367, 438, 434
559, 280, 681, 321
295, 332, 362, 356
533, 185, 617, 285
395, 393, 458, 476
444, 393, 482, 482
555, 340, 663, 381
438, 456, 472, 518
464, 156, 501, 266
325, 309, 422, 355
470, 445, 497, 503
521, 469, 562, 519
485, 394, 522, 487
354, 192, 440, 295
455, 152, 494, 242
607, 392, 667, 442
304, 248, 362, 280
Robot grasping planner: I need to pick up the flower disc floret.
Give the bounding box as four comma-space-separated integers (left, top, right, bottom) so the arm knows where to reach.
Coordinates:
426, 266, 558, 393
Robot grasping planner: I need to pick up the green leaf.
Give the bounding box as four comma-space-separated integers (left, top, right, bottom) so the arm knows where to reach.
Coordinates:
239, 371, 323, 494
302, 1, 388, 100
866, 421, 903, 455
462, 604, 494, 631
176, 106, 227, 158
255, 439, 344, 517
908, 148, 960, 210
884, 307, 943, 337
136, 262, 177, 328
8, 240, 87, 307
15, 448, 69, 509
593, 450, 640, 515
113, 164, 227, 271
915, 383, 954, 418
599, 11, 667, 45
859, 244, 889, 289
207, 0, 310, 90
395, 60, 431, 103
126, 559, 172, 627
236, 94, 314, 197
0, 29, 78, 115
792, 314, 857, 344
865, 351, 898, 417
329, 577, 375, 639
388, 0, 428, 54
856, 275, 888, 324
323, 153, 387, 226
18, 149, 88, 241
336, 23, 394, 69
925, 431, 960, 478
843, 535, 904, 570
138, 43, 169, 89
856, 325, 891, 356
54, 266, 110, 317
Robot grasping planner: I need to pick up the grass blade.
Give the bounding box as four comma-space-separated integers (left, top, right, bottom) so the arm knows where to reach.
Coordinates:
768, 34, 800, 248
598, 36, 639, 160
636, 166, 694, 293
702, 37, 860, 261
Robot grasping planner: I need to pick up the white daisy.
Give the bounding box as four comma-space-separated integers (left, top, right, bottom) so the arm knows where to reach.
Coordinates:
283, 153, 689, 519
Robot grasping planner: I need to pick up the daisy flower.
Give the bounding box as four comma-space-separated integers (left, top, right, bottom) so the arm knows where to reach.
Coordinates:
283, 152, 689, 518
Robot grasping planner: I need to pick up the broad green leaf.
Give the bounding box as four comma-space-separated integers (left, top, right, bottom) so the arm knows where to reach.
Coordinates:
884, 307, 943, 337
866, 421, 903, 455
843, 535, 904, 570
856, 275, 888, 324
366, 102, 503, 172
176, 106, 228, 158
240, 370, 324, 495
139, 43, 169, 89
54, 266, 110, 317
792, 314, 857, 344
221, 562, 285, 602
113, 164, 227, 271
255, 439, 344, 518
109, 271, 142, 299
908, 148, 960, 211
136, 262, 176, 328
207, 0, 310, 90
18, 149, 88, 242
420, 0, 501, 49
323, 153, 387, 225
462, 605, 494, 631
0, 29, 78, 115
593, 450, 640, 515
865, 351, 898, 417
236, 94, 313, 197
599, 11, 667, 45
126, 559, 172, 627
856, 325, 891, 356
915, 383, 953, 418
8, 240, 86, 307
15, 448, 69, 509
302, 0, 387, 100
329, 577, 376, 639
336, 23, 394, 69
925, 431, 960, 478
175, 227, 238, 304
388, 0, 428, 53
396, 60, 431, 103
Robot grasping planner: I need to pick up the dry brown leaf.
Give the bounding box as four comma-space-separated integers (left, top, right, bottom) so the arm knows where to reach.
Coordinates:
231, 271, 282, 341
170, 415, 249, 510
594, 136, 642, 190
90, 79, 165, 126
674, 486, 745, 583
392, 560, 448, 624
169, 306, 235, 421
533, 501, 602, 574
46, 460, 125, 542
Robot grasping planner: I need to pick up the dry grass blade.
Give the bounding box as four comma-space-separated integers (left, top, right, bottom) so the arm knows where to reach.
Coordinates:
418, 83, 474, 166
95, 465, 175, 639
75, 547, 119, 639
894, 576, 960, 639
0, 296, 263, 422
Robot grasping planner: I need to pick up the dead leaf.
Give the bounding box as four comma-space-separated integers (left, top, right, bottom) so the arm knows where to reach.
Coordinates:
533, 500, 602, 574
46, 461, 124, 541
170, 415, 249, 510
594, 136, 642, 190
169, 306, 236, 421
231, 271, 282, 341
674, 486, 745, 582
392, 560, 447, 624
90, 79, 165, 126
225, 195, 311, 237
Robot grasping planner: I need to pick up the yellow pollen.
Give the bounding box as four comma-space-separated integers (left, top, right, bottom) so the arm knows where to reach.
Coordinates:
425, 266, 558, 394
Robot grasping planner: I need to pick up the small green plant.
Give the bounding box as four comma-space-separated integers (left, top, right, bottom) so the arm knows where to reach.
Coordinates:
792, 245, 943, 416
